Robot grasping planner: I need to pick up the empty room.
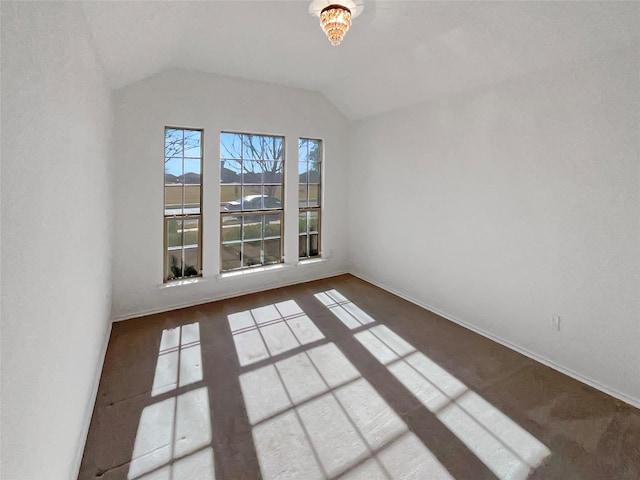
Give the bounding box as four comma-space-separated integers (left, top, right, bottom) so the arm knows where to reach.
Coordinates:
1, 1, 639, 479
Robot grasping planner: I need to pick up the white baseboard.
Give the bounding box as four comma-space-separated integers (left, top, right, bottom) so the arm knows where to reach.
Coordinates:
72, 319, 113, 478
112, 269, 348, 322
107, 267, 639, 409
350, 270, 640, 410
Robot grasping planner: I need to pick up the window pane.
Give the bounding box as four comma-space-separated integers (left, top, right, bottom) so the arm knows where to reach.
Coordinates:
308, 184, 320, 207
264, 239, 281, 264
221, 185, 242, 211
184, 185, 201, 214
221, 132, 242, 159
299, 212, 307, 234
309, 234, 319, 257
299, 184, 308, 208
184, 158, 200, 183
184, 247, 200, 276
183, 130, 201, 157
309, 140, 321, 162
183, 218, 200, 246
263, 161, 283, 184
263, 186, 282, 209
167, 219, 183, 248
222, 243, 241, 271
243, 241, 262, 267
242, 192, 262, 212
165, 129, 183, 157
299, 235, 307, 258
165, 157, 182, 183
166, 250, 182, 280
243, 161, 262, 184
245, 135, 262, 160
221, 160, 241, 184
269, 136, 283, 161
264, 213, 281, 238
221, 216, 241, 242
243, 185, 262, 197
165, 185, 183, 215
309, 211, 319, 233
299, 210, 320, 259
308, 159, 320, 184
298, 161, 308, 184
243, 215, 262, 241
239, 185, 262, 211
299, 139, 308, 162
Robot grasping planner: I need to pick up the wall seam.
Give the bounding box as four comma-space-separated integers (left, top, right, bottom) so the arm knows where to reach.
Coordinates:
71, 320, 113, 479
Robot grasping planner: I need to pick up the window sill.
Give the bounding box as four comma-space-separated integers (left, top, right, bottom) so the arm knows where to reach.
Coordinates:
218, 263, 291, 279
159, 259, 326, 287
159, 276, 208, 289
296, 257, 326, 266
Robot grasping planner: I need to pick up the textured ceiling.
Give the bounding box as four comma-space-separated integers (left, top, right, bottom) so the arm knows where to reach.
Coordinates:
82, 1, 639, 120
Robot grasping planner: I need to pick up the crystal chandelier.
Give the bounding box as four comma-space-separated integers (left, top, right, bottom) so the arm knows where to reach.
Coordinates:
309, 0, 364, 46
320, 5, 352, 46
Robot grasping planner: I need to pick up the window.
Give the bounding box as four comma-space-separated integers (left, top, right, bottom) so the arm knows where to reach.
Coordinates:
164, 128, 202, 282
220, 132, 284, 272
298, 138, 322, 259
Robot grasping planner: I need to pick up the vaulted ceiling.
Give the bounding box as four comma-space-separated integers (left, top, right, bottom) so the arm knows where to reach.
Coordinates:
83, 1, 639, 120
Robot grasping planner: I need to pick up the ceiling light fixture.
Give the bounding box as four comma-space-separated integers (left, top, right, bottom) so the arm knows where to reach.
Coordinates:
309, 0, 364, 46
320, 5, 351, 46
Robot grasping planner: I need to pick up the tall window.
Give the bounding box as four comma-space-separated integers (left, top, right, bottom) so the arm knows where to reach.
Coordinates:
299, 138, 322, 259
220, 132, 284, 272
164, 128, 202, 282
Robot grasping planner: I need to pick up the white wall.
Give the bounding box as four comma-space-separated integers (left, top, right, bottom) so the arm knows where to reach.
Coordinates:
111, 70, 349, 320
349, 47, 640, 406
1, 2, 113, 478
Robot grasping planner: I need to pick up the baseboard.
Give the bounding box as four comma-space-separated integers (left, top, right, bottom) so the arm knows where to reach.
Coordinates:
72, 319, 113, 478
107, 267, 639, 409
350, 270, 640, 410
112, 269, 348, 322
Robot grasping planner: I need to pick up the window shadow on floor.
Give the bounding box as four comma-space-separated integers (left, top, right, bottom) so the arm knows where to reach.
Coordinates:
79, 275, 640, 480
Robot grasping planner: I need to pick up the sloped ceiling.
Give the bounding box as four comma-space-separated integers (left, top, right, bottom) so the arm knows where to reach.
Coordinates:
83, 1, 639, 120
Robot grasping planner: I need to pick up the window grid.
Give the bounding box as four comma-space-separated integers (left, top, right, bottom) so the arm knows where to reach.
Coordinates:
164, 127, 203, 282
220, 132, 284, 272
299, 138, 322, 259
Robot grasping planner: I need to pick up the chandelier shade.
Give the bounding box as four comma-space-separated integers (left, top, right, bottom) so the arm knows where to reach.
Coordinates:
320, 5, 352, 46
309, 0, 364, 46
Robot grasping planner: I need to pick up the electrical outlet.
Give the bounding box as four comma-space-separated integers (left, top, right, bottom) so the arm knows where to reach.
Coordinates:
551, 315, 561, 331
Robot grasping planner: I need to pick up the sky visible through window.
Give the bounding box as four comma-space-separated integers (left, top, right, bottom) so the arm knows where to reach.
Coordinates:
165, 129, 202, 176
